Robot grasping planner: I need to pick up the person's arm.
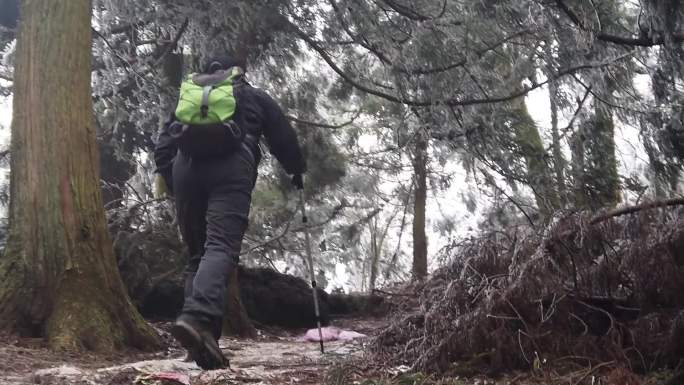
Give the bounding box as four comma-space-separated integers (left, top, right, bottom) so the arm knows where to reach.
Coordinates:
153, 118, 177, 194
256, 90, 307, 176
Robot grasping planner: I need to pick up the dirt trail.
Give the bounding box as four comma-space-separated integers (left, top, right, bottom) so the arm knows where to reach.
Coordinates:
0, 318, 381, 385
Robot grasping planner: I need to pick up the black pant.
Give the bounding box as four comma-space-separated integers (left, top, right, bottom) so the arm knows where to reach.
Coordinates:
172, 147, 256, 336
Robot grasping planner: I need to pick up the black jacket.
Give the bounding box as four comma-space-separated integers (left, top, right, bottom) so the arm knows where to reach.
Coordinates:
154, 76, 307, 185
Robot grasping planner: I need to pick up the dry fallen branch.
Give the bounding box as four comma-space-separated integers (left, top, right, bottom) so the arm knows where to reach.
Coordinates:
372, 206, 684, 375
590, 197, 684, 224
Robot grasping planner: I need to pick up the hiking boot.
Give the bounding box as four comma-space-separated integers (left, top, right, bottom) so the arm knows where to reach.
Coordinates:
171, 314, 229, 370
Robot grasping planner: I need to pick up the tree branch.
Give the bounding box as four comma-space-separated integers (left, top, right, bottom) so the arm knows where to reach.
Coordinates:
400, 29, 530, 76
564, 86, 592, 132
242, 201, 350, 255
93, 18, 189, 101
152, 18, 189, 68
590, 197, 684, 225
570, 73, 649, 115
378, 0, 445, 21
101, 18, 152, 36
242, 217, 295, 256
291, 20, 632, 107
92, 27, 136, 70
554, 0, 683, 47
287, 109, 362, 129
329, 0, 394, 66
481, 168, 537, 228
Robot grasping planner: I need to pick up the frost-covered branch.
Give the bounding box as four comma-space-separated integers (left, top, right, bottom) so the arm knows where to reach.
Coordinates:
590, 197, 684, 224
93, 18, 189, 101
554, 0, 684, 47
377, 0, 447, 21
287, 109, 362, 129
293, 19, 635, 108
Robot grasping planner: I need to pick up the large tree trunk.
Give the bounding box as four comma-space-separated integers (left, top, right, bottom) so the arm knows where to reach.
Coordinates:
411, 133, 428, 281
0, 0, 160, 352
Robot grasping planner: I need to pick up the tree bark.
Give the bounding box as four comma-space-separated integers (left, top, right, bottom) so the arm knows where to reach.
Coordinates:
549, 78, 567, 206
571, 105, 620, 209
368, 208, 398, 291
223, 267, 257, 338
411, 133, 428, 281
589, 106, 620, 207
368, 217, 380, 291
0, 0, 160, 352
512, 101, 560, 218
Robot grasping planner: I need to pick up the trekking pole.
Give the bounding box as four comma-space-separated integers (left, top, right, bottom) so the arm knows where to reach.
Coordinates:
299, 188, 325, 354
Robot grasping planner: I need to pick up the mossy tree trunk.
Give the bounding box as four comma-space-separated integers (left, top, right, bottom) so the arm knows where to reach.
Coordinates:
511, 101, 561, 218
0, 0, 160, 352
411, 132, 428, 281
548, 79, 568, 207
571, 105, 621, 209
588, 106, 620, 207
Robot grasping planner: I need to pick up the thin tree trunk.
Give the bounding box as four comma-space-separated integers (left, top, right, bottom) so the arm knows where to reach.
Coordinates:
411, 134, 428, 281
0, 0, 160, 352
368, 217, 379, 291
570, 125, 587, 207
549, 78, 567, 206
369, 207, 399, 291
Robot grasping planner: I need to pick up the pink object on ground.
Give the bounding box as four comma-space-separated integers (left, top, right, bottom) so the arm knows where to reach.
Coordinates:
295, 326, 367, 342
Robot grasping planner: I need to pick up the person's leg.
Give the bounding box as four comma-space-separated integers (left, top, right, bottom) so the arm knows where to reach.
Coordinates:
172, 151, 255, 370
181, 178, 253, 327
174, 180, 207, 362
172, 153, 207, 303
171, 154, 229, 370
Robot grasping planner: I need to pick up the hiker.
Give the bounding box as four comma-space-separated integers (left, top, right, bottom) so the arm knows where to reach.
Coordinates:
153, 54, 306, 370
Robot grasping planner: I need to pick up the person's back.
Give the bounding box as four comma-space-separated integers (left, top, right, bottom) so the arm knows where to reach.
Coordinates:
153, 54, 306, 370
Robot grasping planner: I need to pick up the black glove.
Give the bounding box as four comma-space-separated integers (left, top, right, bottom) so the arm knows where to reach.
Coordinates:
292, 174, 304, 190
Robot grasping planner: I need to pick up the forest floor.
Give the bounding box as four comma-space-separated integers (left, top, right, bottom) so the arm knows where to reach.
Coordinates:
0, 316, 672, 385
0, 317, 384, 385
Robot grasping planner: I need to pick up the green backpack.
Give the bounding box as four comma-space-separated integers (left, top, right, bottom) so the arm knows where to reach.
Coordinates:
170, 66, 245, 158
